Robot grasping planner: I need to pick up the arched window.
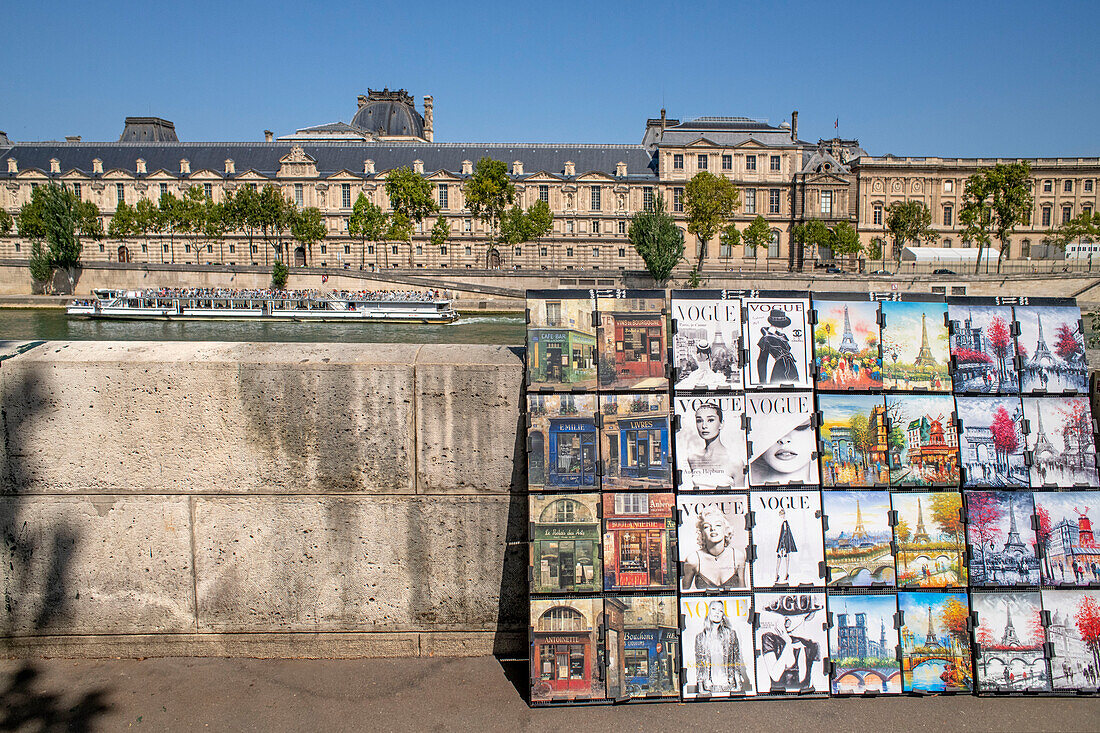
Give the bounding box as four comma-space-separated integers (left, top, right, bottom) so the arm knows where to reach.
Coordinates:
540, 498, 591, 524
768, 229, 781, 258
539, 606, 586, 632
1021, 238, 1031, 258
943, 238, 952, 248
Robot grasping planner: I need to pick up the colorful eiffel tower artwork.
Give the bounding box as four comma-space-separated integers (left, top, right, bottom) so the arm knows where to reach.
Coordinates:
913, 497, 931, 543
852, 498, 869, 541
838, 305, 860, 355
914, 313, 938, 367
923, 604, 942, 647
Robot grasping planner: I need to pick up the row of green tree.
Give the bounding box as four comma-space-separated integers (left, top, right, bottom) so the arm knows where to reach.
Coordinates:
6, 158, 1093, 289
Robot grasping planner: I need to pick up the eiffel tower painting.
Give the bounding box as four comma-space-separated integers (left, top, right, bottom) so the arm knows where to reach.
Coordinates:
1003, 502, 1028, 557
838, 305, 860, 355
1028, 313, 1056, 369
851, 498, 869, 541
914, 313, 938, 367
1031, 406, 1056, 458
913, 497, 931, 543
1000, 605, 1022, 647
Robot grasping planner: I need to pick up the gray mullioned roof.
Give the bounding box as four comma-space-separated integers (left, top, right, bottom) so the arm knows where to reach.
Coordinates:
0, 142, 659, 180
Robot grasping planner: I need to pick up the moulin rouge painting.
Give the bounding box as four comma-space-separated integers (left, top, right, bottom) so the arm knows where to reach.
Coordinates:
813, 298, 882, 391
948, 302, 1019, 394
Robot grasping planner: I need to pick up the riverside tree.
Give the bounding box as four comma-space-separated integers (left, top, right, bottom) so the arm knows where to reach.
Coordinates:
429, 216, 451, 252
463, 157, 515, 262
684, 171, 740, 267
17, 182, 103, 293
499, 200, 554, 264
257, 184, 294, 262
960, 163, 1033, 273
0, 207, 12, 235
1049, 210, 1100, 255
885, 200, 937, 264
718, 223, 740, 261
791, 219, 832, 263
290, 206, 326, 264
627, 195, 683, 284
742, 215, 771, 258
347, 193, 387, 268
831, 221, 863, 259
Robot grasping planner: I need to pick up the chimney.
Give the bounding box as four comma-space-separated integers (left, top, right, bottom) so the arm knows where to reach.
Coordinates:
6, 158, 15, 174
225, 159, 235, 175
92, 158, 103, 174
358, 94, 368, 109
616, 161, 627, 177
264, 130, 274, 143
423, 95, 434, 143
364, 159, 375, 175
136, 158, 147, 174
50, 158, 60, 174
65, 136, 81, 143
413, 159, 424, 174
564, 160, 575, 176
660, 108, 667, 133
461, 159, 472, 175
512, 160, 523, 176
791, 111, 798, 143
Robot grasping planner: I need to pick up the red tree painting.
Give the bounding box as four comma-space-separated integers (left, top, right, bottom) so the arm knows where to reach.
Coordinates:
990, 406, 1019, 470
988, 316, 1012, 380
967, 492, 1004, 581
1054, 323, 1081, 360
1074, 594, 1100, 672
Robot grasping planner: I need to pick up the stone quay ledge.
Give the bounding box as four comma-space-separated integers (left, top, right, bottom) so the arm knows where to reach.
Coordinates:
0, 341, 527, 658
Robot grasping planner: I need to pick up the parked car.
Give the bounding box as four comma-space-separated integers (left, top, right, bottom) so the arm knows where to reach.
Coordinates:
826, 266, 845, 274
932, 268, 957, 275
868, 269, 891, 275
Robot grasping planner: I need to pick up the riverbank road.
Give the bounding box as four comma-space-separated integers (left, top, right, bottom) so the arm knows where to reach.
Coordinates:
0, 656, 1095, 732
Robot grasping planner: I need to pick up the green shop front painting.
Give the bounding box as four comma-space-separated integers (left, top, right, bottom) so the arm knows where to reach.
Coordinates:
527, 290, 598, 390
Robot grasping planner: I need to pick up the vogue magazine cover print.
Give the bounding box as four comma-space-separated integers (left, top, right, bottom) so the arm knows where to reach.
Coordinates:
744, 297, 813, 389
972, 591, 1050, 692
671, 293, 743, 391
948, 302, 1019, 394
813, 299, 882, 391
675, 395, 747, 491
898, 591, 974, 693
818, 394, 889, 487
754, 592, 829, 694
827, 593, 901, 694
823, 490, 895, 587
680, 595, 756, 698
747, 392, 820, 487
751, 491, 825, 587
678, 494, 751, 592
965, 491, 1041, 586
881, 300, 952, 392
526, 291, 597, 391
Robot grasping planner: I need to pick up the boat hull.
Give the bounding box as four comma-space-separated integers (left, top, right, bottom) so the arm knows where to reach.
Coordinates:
67, 307, 458, 324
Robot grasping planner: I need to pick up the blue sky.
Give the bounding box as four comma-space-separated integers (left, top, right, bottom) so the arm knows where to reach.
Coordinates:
4, 1, 1099, 156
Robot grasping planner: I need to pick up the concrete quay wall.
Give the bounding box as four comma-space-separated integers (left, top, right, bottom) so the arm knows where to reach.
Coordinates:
0, 341, 527, 658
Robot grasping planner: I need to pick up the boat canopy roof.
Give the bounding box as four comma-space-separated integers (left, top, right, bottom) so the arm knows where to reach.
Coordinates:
900, 246, 980, 263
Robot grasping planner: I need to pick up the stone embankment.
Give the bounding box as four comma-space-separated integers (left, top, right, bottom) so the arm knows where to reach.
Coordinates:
0, 341, 526, 658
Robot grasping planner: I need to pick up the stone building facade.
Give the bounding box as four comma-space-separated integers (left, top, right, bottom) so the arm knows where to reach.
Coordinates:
0, 89, 1097, 272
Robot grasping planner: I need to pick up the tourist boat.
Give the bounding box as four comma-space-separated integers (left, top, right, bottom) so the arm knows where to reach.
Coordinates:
67, 289, 459, 324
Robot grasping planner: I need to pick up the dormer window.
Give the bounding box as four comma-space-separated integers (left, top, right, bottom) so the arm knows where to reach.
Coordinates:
92, 158, 103, 174
461, 160, 473, 175
616, 161, 627, 177
49, 158, 60, 174
365, 159, 375, 175
180, 159, 190, 175
564, 161, 575, 176
136, 158, 147, 174
225, 159, 235, 175
512, 160, 524, 175
413, 159, 424, 174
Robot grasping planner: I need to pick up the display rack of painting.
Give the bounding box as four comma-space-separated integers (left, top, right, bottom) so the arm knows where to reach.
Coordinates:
525, 289, 1099, 705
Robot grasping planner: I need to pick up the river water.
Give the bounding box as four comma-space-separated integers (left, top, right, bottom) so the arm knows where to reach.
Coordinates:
0, 309, 525, 345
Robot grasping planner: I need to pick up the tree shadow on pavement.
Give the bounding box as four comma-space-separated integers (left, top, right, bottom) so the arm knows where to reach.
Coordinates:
0, 662, 110, 733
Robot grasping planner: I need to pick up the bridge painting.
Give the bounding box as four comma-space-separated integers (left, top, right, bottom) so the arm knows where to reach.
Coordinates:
828, 594, 901, 695
823, 491, 896, 588
898, 591, 974, 693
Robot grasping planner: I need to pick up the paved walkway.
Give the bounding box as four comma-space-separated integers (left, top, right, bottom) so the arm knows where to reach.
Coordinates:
0, 656, 1096, 732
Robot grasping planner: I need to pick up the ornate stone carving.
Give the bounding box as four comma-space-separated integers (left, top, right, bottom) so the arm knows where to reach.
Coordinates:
286, 145, 311, 163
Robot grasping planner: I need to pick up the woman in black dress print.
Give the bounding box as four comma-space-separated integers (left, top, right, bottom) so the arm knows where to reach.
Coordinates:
757, 309, 799, 384
775, 506, 797, 584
